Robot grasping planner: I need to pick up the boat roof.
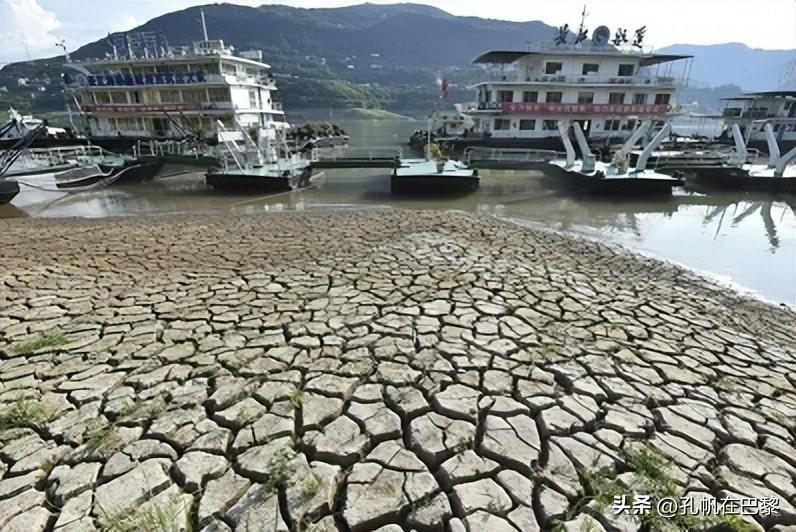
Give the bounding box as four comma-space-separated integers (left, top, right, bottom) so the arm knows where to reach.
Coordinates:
721, 90, 796, 101
71, 53, 271, 70
472, 49, 691, 67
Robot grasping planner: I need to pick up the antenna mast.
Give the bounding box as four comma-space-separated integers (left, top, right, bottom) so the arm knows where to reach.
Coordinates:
201, 9, 209, 40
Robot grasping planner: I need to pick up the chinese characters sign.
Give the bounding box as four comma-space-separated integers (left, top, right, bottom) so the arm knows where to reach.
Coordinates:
501, 102, 669, 115
83, 103, 203, 113
87, 71, 208, 87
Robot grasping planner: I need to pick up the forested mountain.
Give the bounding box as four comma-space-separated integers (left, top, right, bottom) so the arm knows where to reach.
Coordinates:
1, 3, 792, 114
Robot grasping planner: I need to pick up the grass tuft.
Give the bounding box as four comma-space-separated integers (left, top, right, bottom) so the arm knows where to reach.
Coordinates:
0, 399, 57, 430
264, 446, 296, 493
97, 492, 191, 532
11, 332, 69, 354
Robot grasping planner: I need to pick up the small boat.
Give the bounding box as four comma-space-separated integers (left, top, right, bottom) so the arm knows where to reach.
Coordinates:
391, 158, 480, 194
205, 119, 314, 193
54, 155, 162, 189
0, 179, 20, 204
206, 161, 312, 192
677, 122, 796, 193
548, 119, 683, 196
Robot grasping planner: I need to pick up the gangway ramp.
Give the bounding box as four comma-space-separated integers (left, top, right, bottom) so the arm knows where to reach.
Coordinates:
309, 148, 401, 169
465, 147, 563, 170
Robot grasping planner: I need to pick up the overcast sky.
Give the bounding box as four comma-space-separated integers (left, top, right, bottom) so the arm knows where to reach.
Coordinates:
1, 0, 795, 65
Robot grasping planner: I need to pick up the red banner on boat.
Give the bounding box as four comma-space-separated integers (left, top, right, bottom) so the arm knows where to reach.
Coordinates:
82, 102, 203, 113
501, 102, 670, 115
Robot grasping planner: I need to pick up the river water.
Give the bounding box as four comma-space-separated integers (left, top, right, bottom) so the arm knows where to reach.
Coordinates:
2, 119, 794, 306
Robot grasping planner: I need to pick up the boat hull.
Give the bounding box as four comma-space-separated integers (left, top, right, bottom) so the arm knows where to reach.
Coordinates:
390, 174, 480, 195
55, 160, 163, 189
550, 167, 682, 196
0, 180, 20, 204
685, 166, 796, 194
6, 162, 79, 178
205, 172, 293, 193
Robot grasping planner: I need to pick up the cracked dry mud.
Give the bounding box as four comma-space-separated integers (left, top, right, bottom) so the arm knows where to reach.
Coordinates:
1, 209, 795, 532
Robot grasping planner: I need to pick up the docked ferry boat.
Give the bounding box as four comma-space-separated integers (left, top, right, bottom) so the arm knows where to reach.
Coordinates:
435, 23, 692, 153
60, 31, 288, 151
716, 91, 796, 153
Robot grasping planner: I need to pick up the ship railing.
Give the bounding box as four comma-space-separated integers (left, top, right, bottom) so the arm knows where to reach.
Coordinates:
478, 74, 680, 87
134, 138, 207, 158
18, 145, 104, 165
464, 146, 564, 165
315, 146, 403, 160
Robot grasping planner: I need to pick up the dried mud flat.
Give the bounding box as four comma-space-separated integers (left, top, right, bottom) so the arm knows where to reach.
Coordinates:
0, 208, 795, 532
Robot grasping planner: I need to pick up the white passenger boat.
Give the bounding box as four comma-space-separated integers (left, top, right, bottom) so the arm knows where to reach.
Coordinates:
436, 16, 692, 153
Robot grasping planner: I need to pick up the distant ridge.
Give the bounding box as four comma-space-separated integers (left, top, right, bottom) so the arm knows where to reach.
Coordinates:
1, 3, 794, 113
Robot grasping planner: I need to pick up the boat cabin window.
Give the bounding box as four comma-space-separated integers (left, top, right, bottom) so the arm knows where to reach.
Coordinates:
522, 91, 538, 103
545, 91, 563, 103
618, 64, 635, 76
608, 92, 625, 104
94, 92, 112, 104
159, 90, 181, 103
519, 119, 536, 130
582, 63, 599, 75
545, 62, 563, 74
542, 120, 558, 130
208, 88, 231, 102
578, 92, 594, 104
221, 63, 238, 75
622, 119, 637, 130
110, 92, 128, 104
497, 90, 514, 103
654, 93, 671, 105
633, 93, 647, 105
182, 89, 204, 102
604, 120, 621, 131
493, 118, 511, 130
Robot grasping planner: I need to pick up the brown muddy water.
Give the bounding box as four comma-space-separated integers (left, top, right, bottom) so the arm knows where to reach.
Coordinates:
2, 119, 794, 306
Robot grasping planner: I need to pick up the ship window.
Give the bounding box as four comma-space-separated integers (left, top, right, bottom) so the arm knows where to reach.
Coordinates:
633, 93, 647, 105
522, 91, 538, 103
623, 119, 637, 130
494, 118, 511, 130
249, 89, 258, 108
618, 64, 635, 76
497, 90, 514, 103
182, 89, 203, 103
110, 92, 128, 104
222, 63, 237, 75
582, 63, 599, 75
545, 62, 563, 74
519, 119, 536, 130
578, 92, 594, 104
545, 91, 562, 103
159, 90, 181, 103
542, 120, 558, 130
208, 88, 230, 102
604, 120, 621, 131
94, 92, 112, 104
609, 92, 625, 104
654, 93, 671, 105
